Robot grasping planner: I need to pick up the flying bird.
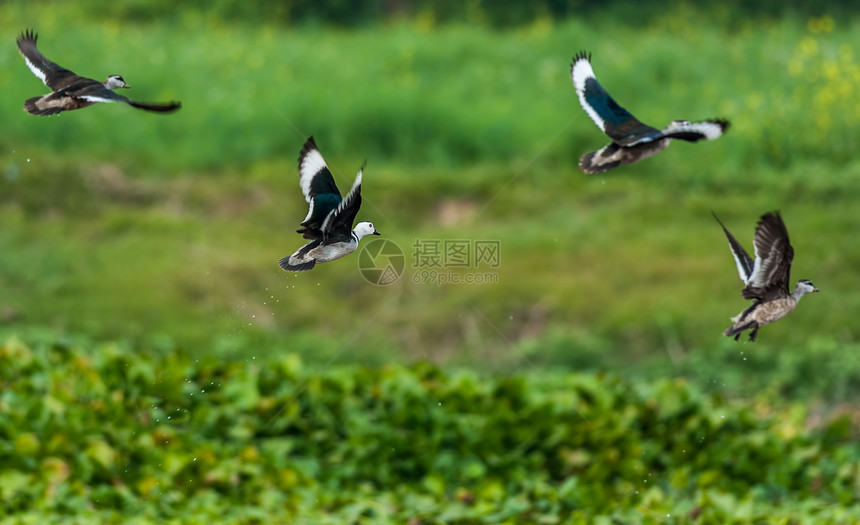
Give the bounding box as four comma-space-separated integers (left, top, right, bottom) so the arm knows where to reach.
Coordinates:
16, 29, 180, 116
571, 52, 729, 174
714, 211, 818, 342
279, 136, 380, 272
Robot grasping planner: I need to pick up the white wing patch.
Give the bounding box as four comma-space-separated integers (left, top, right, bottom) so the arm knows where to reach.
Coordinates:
622, 132, 665, 147
298, 147, 328, 203
746, 239, 784, 290
302, 197, 315, 223
721, 235, 753, 284
746, 240, 765, 288
663, 120, 726, 141
571, 57, 606, 132
22, 56, 48, 85
731, 248, 753, 284
321, 170, 361, 233
80, 95, 120, 104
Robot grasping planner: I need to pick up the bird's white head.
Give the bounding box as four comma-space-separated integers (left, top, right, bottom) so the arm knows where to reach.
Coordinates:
105, 75, 130, 90
793, 279, 820, 300
353, 221, 380, 241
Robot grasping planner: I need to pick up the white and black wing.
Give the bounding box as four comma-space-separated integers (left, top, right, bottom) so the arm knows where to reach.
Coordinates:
298, 136, 338, 203
713, 212, 755, 283
16, 29, 79, 90
296, 136, 343, 239
743, 212, 794, 300
321, 167, 363, 244
659, 120, 730, 143
571, 51, 661, 146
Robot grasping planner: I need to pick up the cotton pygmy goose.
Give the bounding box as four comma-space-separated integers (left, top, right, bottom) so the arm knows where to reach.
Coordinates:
571, 52, 728, 174
714, 211, 819, 342
279, 136, 380, 272
16, 29, 180, 115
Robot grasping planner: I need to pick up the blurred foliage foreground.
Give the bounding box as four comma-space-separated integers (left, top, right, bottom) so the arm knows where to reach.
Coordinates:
1, 337, 859, 524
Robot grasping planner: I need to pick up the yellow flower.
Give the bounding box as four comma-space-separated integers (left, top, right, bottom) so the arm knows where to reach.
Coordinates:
808, 15, 835, 34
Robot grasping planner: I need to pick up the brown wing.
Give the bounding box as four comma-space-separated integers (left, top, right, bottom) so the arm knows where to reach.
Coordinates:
77, 88, 181, 113
741, 212, 794, 300
16, 29, 83, 91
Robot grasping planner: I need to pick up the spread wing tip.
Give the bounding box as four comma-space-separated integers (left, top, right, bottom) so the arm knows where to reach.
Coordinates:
713, 212, 756, 284
571, 50, 592, 67
711, 210, 728, 230
17, 28, 37, 46
702, 118, 731, 138
128, 100, 182, 113
298, 136, 319, 166
570, 50, 595, 83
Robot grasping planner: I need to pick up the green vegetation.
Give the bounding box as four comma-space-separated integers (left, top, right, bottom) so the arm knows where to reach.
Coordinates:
1, 336, 859, 524
1, 1, 859, 522
1, 3, 858, 371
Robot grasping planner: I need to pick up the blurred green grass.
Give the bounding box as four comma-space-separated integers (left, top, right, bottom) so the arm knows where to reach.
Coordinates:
2, 336, 858, 523
1, 3, 859, 401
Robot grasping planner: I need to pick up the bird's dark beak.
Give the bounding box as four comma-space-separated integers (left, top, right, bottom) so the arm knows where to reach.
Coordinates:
812, 288, 820, 293
373, 230, 381, 236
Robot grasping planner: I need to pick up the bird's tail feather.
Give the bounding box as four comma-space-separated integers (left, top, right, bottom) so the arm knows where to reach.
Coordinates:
579, 151, 619, 174
24, 96, 62, 116
278, 256, 315, 272
723, 320, 756, 338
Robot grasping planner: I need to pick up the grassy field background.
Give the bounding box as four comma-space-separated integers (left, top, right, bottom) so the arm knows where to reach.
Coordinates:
1, 1, 859, 521
2, 2, 858, 396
